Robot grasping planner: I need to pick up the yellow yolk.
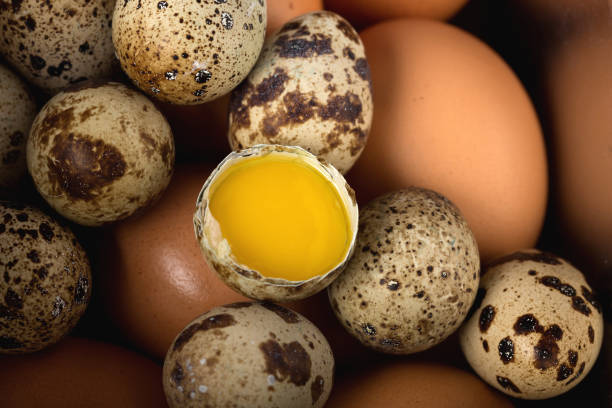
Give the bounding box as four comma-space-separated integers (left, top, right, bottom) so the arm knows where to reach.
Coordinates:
208, 153, 351, 281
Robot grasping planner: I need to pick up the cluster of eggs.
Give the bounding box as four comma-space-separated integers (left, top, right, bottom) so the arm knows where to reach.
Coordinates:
1, 0, 610, 407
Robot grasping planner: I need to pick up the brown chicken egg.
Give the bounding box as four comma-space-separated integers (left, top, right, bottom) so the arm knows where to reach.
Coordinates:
98, 163, 247, 359
266, 0, 323, 36
329, 187, 480, 354
0, 64, 37, 190
163, 302, 334, 408
0, 337, 168, 408
347, 19, 548, 263
0, 0, 115, 94
459, 250, 604, 399
113, 0, 267, 104
324, 0, 469, 28
227, 11, 373, 174
26, 81, 175, 226
0, 202, 91, 354
326, 360, 513, 407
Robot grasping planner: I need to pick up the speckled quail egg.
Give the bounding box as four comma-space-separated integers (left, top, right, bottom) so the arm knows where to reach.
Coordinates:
0, 0, 115, 94
0, 201, 92, 354
113, 0, 266, 105
459, 250, 604, 400
228, 11, 373, 174
193, 144, 359, 302
328, 187, 480, 354
163, 301, 334, 408
0, 64, 37, 190
26, 81, 175, 226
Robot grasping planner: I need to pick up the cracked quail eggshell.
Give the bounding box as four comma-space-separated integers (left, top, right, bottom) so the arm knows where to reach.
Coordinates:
163, 301, 334, 408
26, 81, 175, 226
113, 0, 266, 104
228, 10, 373, 174
459, 249, 604, 400
0, 0, 115, 95
328, 187, 480, 354
193, 144, 358, 302
0, 64, 37, 190
0, 202, 92, 354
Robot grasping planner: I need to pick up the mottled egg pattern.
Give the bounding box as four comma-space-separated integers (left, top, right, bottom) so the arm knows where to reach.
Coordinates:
228, 11, 373, 174
328, 187, 480, 354
163, 302, 334, 408
0, 0, 115, 94
113, 0, 266, 104
0, 202, 91, 354
26, 81, 175, 226
459, 250, 604, 400
0, 64, 37, 189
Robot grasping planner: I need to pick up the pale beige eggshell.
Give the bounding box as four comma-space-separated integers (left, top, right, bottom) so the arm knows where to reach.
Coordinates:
163, 302, 334, 408
0, 64, 37, 189
328, 187, 480, 354
0, 202, 92, 354
194, 144, 358, 302
459, 250, 604, 399
228, 10, 373, 174
26, 81, 175, 226
112, 0, 266, 104
0, 0, 115, 94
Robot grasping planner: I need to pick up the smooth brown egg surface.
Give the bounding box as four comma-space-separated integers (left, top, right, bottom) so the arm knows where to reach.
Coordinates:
545, 20, 612, 292
0, 337, 168, 408
98, 163, 247, 359
266, 0, 323, 37
324, 0, 469, 28
348, 19, 548, 263
326, 360, 513, 407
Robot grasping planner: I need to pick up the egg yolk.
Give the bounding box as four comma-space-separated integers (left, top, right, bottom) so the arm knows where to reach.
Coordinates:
208, 153, 351, 281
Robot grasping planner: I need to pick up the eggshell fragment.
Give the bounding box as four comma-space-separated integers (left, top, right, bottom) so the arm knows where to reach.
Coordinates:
163, 302, 334, 408
113, 0, 266, 104
328, 187, 480, 354
228, 11, 373, 174
26, 81, 175, 226
0, 202, 91, 354
194, 144, 358, 302
459, 250, 604, 399
0, 0, 115, 94
0, 64, 37, 190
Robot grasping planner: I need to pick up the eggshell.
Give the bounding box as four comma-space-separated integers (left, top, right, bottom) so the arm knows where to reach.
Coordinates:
194, 144, 359, 302
163, 302, 334, 408
227, 11, 373, 174
459, 250, 604, 399
347, 19, 547, 263
266, 0, 323, 36
0, 202, 91, 354
97, 162, 370, 365
26, 81, 175, 226
112, 0, 266, 104
0, 0, 115, 94
328, 187, 480, 354
545, 21, 612, 293
0, 337, 168, 408
98, 163, 248, 359
327, 360, 513, 407
0, 64, 37, 190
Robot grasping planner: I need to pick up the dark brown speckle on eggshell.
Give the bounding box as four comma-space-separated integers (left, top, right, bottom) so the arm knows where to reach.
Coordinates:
459, 249, 604, 399
112, 0, 266, 104
0, 202, 92, 354
328, 187, 480, 354
26, 82, 175, 226
162, 302, 334, 408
